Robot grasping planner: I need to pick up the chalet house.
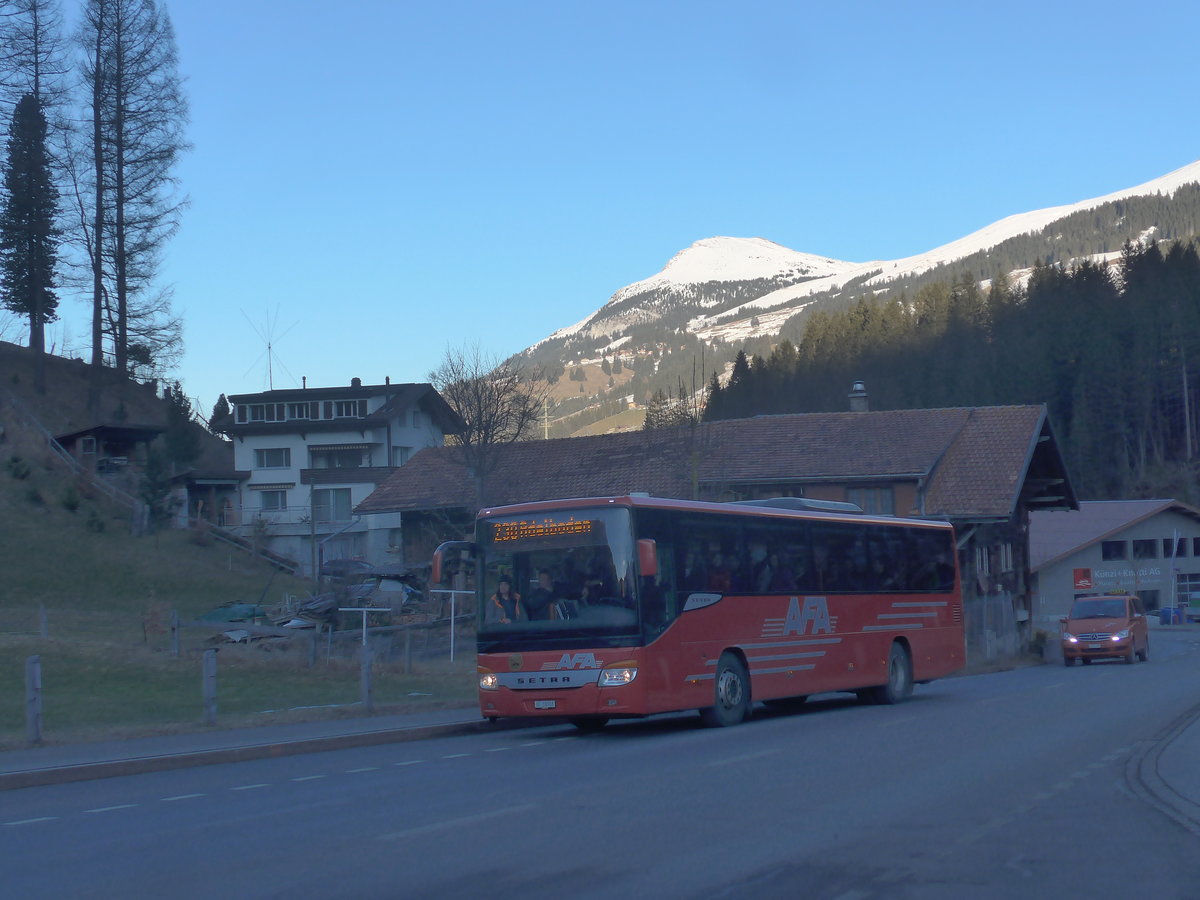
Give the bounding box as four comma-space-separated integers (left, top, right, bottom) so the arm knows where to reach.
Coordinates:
1030, 500, 1200, 626
358, 402, 1077, 660
225, 379, 460, 576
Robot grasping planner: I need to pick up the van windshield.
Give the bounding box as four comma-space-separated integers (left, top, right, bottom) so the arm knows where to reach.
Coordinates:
1069, 598, 1128, 619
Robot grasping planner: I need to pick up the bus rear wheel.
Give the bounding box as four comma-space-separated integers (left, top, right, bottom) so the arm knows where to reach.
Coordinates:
866, 642, 913, 705
700, 652, 751, 727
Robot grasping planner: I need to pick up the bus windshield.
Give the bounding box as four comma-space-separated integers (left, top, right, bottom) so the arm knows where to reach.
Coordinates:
477, 507, 640, 647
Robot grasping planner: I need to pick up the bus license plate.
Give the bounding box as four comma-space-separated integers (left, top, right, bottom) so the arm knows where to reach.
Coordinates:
534, 700, 556, 710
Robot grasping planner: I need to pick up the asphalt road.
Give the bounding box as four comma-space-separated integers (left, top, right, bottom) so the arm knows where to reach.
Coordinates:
6, 629, 1200, 899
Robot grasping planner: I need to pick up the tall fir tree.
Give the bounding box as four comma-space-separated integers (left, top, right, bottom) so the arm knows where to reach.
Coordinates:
0, 92, 60, 392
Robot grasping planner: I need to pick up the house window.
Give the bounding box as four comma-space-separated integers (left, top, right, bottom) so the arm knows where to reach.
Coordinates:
975, 546, 991, 576
312, 488, 352, 523
1177, 573, 1200, 610
259, 490, 286, 511
287, 402, 311, 420
254, 448, 291, 468
1102, 541, 1128, 561
1132, 539, 1158, 560
999, 543, 1014, 572
1163, 538, 1189, 558
391, 446, 412, 466
81, 436, 97, 455
335, 400, 360, 418
845, 487, 894, 515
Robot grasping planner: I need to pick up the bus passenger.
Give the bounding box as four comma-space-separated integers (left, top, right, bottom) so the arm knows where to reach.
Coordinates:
526, 569, 558, 620
485, 577, 525, 624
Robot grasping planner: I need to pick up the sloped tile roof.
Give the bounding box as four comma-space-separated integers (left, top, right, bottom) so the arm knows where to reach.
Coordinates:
1029, 499, 1200, 571
358, 405, 1066, 521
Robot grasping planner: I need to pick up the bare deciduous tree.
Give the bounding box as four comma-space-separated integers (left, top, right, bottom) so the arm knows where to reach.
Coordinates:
429, 344, 548, 510
77, 0, 187, 382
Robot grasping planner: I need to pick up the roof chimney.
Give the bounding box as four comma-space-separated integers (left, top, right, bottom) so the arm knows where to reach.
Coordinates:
351, 377, 362, 388
385, 376, 390, 385
849, 381, 869, 412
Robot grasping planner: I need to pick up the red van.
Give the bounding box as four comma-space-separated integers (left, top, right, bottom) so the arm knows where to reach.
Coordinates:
1061, 594, 1149, 666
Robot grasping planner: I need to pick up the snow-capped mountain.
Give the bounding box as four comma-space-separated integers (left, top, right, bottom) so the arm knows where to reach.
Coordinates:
523, 159, 1200, 420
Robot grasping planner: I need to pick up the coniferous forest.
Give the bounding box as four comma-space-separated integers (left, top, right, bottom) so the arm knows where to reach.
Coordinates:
703, 240, 1200, 503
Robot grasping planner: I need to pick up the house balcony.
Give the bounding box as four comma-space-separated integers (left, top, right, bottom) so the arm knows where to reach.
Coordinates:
301, 466, 396, 486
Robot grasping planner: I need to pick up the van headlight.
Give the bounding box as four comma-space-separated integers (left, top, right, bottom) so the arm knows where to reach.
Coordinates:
1062, 633, 1078, 643
1112, 630, 1130, 641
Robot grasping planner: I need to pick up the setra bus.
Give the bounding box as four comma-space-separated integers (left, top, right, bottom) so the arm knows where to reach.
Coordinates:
433, 494, 964, 729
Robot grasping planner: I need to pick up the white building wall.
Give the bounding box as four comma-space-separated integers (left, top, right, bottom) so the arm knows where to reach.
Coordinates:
226, 396, 446, 576
1032, 509, 1200, 628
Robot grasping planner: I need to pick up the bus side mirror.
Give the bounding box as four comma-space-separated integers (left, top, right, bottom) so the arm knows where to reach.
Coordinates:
432, 541, 476, 584
637, 538, 658, 578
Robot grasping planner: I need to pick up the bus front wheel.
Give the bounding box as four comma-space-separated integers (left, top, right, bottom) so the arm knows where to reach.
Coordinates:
700, 652, 751, 727
865, 642, 913, 705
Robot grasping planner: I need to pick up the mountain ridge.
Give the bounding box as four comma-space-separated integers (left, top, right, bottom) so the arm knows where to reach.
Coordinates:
522, 159, 1200, 434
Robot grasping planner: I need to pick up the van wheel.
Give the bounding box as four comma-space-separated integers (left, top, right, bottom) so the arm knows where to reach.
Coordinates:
866, 643, 913, 704
699, 652, 750, 727
1063, 657, 1074, 667
1125, 645, 1137, 664
1139, 640, 1150, 662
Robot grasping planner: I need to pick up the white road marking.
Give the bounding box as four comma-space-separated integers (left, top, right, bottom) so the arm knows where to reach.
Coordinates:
85, 804, 137, 813
346, 767, 378, 773
520, 741, 546, 747
231, 783, 269, 791
442, 753, 470, 759
484, 746, 512, 752
379, 803, 537, 841
5, 816, 57, 826
291, 775, 326, 781
161, 794, 205, 802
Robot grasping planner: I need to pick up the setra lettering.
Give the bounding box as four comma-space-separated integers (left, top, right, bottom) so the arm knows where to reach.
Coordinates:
782, 596, 832, 635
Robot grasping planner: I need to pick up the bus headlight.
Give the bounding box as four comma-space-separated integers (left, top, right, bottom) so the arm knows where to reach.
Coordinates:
599, 663, 638, 686
478, 667, 499, 691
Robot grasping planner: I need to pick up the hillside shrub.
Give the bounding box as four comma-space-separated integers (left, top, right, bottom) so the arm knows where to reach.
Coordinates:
25, 486, 43, 505
61, 485, 80, 512
86, 508, 106, 532
7, 455, 30, 479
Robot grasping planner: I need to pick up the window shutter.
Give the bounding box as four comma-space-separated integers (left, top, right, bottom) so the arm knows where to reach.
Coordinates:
359, 399, 367, 417
310, 401, 319, 419
324, 401, 333, 419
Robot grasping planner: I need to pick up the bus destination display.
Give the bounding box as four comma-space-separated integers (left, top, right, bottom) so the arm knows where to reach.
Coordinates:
492, 517, 595, 544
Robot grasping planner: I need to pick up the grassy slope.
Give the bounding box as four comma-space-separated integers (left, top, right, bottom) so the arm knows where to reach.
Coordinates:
0, 361, 475, 748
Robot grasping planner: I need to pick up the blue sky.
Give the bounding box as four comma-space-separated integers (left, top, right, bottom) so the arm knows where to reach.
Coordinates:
24, 0, 1200, 417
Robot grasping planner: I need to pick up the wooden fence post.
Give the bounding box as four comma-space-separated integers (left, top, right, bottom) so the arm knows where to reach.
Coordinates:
171, 610, 181, 657
25, 655, 42, 744
202, 649, 217, 725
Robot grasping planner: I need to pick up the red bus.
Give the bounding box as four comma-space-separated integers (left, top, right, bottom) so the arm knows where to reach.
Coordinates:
434, 495, 964, 729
